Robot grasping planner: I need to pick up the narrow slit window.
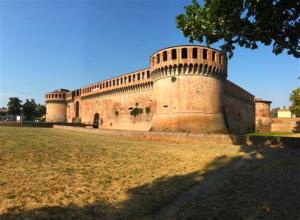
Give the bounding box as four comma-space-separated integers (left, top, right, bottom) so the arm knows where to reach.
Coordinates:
171, 49, 177, 60
163, 51, 167, 61
181, 48, 187, 59
192, 48, 197, 58
203, 49, 207, 59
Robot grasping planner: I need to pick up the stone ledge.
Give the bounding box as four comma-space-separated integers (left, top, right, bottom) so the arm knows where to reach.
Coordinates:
53, 125, 243, 146
245, 135, 300, 149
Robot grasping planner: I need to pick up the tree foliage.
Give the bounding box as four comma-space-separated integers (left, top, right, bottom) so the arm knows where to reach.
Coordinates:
7, 97, 22, 116
130, 107, 143, 117
289, 87, 300, 117
176, 0, 300, 58
22, 99, 37, 120
36, 104, 46, 117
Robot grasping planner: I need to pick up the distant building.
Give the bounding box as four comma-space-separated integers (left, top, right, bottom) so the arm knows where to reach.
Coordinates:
0, 107, 14, 121
277, 108, 295, 118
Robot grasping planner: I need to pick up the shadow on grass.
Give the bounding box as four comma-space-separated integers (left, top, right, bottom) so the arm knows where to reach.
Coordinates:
1, 145, 300, 220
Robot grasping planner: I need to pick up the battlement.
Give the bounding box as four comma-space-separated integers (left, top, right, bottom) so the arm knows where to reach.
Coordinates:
45, 44, 257, 134
150, 45, 227, 80
45, 89, 69, 103
65, 68, 153, 101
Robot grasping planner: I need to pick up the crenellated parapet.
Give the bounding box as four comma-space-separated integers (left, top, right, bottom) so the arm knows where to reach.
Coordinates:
45, 89, 69, 122
150, 45, 228, 133
44, 45, 237, 133
80, 68, 152, 98
45, 89, 69, 103
150, 45, 227, 81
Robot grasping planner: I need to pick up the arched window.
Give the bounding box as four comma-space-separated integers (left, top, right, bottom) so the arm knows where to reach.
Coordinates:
106, 82, 108, 87
192, 48, 198, 58
128, 75, 131, 82
117, 79, 119, 85
121, 78, 123, 84
75, 101, 80, 118
142, 72, 145, 79
181, 48, 187, 59
147, 70, 150, 78
113, 80, 115, 86
133, 74, 136, 81
212, 51, 216, 61
156, 54, 160, 64
109, 81, 112, 87
163, 51, 167, 61
171, 49, 177, 60
137, 73, 140, 80
203, 49, 207, 59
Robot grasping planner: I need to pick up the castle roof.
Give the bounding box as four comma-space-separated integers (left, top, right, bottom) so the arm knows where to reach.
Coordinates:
49, 88, 70, 93
255, 97, 272, 103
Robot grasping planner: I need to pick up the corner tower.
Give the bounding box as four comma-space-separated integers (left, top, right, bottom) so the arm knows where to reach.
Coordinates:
150, 45, 228, 133
45, 89, 69, 122
255, 98, 272, 132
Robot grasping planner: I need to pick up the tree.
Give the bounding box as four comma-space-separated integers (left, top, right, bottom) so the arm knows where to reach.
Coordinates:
270, 107, 280, 118
176, 0, 300, 58
22, 99, 37, 121
36, 104, 46, 118
7, 97, 22, 118
290, 87, 300, 117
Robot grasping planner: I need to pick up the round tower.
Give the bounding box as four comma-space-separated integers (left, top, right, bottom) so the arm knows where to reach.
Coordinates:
45, 89, 69, 122
255, 98, 272, 132
150, 45, 228, 133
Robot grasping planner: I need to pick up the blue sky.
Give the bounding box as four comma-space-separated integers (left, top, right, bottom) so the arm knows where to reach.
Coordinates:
0, 0, 299, 109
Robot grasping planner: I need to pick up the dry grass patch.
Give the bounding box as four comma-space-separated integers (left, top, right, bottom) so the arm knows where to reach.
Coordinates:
0, 127, 245, 219
173, 146, 300, 219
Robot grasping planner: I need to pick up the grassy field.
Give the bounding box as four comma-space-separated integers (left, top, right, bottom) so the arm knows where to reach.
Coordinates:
0, 127, 299, 219
0, 127, 245, 219
250, 131, 300, 137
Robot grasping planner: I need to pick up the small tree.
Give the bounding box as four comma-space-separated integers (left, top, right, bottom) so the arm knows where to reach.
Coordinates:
22, 99, 37, 121
7, 97, 22, 119
36, 104, 46, 118
290, 87, 300, 117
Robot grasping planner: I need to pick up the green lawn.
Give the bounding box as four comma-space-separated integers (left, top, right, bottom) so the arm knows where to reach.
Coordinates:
0, 127, 299, 219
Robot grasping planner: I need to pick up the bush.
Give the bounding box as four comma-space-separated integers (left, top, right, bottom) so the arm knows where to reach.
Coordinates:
130, 107, 143, 117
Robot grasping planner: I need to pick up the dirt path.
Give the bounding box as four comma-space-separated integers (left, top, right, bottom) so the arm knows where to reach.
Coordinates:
153, 156, 249, 219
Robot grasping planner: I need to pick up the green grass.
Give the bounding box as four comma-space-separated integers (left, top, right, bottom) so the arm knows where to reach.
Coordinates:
0, 127, 244, 219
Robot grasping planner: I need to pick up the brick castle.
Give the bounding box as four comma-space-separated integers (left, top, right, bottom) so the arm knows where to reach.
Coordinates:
45, 45, 270, 133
